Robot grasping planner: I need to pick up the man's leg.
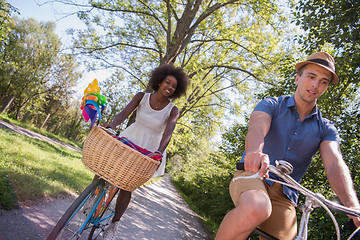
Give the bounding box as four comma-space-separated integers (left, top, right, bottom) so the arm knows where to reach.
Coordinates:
259, 183, 297, 240
215, 171, 272, 240
215, 189, 272, 240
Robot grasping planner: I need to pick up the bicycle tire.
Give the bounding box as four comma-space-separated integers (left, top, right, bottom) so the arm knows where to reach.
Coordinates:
88, 186, 119, 240
47, 178, 105, 240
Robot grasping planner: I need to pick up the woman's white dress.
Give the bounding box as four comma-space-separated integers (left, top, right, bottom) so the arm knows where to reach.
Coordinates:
119, 92, 174, 178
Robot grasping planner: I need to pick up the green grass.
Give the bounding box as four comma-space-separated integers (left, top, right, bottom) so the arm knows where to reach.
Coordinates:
0, 127, 93, 209
171, 178, 215, 238
0, 114, 82, 149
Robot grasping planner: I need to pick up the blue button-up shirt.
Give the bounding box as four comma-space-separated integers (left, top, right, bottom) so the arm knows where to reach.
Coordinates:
241, 95, 340, 204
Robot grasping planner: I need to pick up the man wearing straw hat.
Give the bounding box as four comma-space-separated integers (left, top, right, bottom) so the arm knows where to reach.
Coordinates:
215, 52, 360, 239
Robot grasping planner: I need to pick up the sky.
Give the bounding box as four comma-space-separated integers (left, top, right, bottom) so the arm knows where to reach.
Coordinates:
8, 0, 113, 98
9, 0, 82, 39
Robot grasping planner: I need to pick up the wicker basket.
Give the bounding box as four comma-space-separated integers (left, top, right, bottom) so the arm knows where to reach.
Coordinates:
82, 125, 160, 191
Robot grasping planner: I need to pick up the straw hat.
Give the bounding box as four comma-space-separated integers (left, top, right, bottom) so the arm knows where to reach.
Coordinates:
295, 52, 339, 84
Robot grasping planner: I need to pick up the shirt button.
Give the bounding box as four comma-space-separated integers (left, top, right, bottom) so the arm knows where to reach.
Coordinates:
294, 132, 297, 135
288, 147, 290, 150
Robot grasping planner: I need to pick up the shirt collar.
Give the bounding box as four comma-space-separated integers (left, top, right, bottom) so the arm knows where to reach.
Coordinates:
287, 95, 296, 108
288, 95, 319, 120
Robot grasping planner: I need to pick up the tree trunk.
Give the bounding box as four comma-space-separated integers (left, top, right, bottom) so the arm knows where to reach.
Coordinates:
54, 121, 62, 134
22, 111, 32, 122
22, 105, 35, 122
1, 95, 15, 113
40, 113, 51, 129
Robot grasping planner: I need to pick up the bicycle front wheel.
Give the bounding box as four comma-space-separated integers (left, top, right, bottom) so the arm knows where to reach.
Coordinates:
47, 178, 105, 240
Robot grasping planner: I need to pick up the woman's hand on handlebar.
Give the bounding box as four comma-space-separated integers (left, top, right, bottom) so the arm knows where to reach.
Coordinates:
102, 123, 115, 129
102, 123, 118, 135
244, 152, 270, 178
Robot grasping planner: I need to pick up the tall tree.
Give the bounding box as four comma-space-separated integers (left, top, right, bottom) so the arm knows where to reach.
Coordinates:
0, 17, 81, 121
99, 71, 137, 126
293, 0, 359, 118
32, 53, 82, 129
0, 17, 60, 119
52, 0, 291, 155
294, 0, 359, 56
0, 0, 17, 44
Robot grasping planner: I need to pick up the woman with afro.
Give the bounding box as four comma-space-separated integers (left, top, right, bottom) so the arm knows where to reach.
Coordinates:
102, 64, 189, 239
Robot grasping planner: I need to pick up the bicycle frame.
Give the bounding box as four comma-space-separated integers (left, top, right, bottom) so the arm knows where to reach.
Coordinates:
92, 185, 118, 226
85, 183, 118, 236
48, 179, 119, 240
233, 160, 360, 240
75, 188, 109, 237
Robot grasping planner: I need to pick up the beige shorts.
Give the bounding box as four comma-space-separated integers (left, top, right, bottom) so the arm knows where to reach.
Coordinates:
229, 170, 297, 240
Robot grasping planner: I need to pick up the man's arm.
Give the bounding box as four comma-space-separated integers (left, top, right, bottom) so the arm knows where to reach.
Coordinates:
320, 140, 360, 226
244, 111, 272, 177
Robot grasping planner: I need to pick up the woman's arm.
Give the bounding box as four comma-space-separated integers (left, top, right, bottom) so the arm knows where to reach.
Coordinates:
156, 106, 180, 154
103, 92, 144, 129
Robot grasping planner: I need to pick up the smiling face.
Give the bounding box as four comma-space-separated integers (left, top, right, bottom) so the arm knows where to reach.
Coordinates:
158, 75, 178, 98
294, 63, 332, 106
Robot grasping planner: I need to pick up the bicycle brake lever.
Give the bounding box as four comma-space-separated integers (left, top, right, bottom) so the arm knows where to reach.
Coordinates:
232, 172, 264, 182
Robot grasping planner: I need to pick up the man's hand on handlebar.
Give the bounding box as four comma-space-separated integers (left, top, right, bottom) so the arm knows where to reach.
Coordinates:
351, 214, 360, 228
244, 152, 270, 178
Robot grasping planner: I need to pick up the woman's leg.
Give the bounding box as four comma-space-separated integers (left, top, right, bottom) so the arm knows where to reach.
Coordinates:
112, 189, 132, 222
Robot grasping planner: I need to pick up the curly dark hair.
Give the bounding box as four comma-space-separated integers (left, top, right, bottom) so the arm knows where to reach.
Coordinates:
149, 64, 189, 100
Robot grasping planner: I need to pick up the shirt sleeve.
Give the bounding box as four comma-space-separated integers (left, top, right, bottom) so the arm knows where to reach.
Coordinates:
253, 97, 281, 118
321, 118, 341, 144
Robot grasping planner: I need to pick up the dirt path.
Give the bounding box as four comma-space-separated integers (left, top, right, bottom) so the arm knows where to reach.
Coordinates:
0, 121, 210, 240
0, 120, 81, 152
0, 176, 209, 240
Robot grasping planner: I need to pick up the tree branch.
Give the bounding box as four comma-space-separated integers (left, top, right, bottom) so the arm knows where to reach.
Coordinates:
79, 42, 160, 55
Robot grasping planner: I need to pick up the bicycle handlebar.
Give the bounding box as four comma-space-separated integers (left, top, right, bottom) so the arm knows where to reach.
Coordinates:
234, 160, 360, 239
235, 161, 360, 217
